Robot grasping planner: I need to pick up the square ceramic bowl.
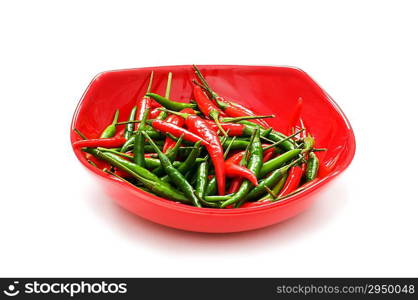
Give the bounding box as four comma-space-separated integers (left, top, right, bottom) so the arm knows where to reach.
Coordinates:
71, 65, 355, 233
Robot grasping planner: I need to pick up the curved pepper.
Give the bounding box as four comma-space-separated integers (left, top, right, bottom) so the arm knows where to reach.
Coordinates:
72, 137, 127, 149
225, 162, 258, 186
193, 85, 227, 135
151, 119, 210, 147
161, 114, 185, 152
278, 165, 304, 197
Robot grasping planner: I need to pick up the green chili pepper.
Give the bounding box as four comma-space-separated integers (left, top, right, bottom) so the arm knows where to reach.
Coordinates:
133, 108, 150, 167
220, 128, 262, 208
268, 130, 296, 151
204, 133, 249, 197
152, 135, 184, 176
243, 158, 302, 202
301, 134, 315, 154
84, 148, 162, 184
124, 106, 137, 139
195, 159, 209, 198
258, 173, 288, 201
120, 130, 162, 152
143, 131, 202, 207
205, 176, 217, 196
241, 125, 272, 138
160, 141, 202, 182
305, 152, 319, 182
240, 121, 294, 151
259, 149, 302, 177
103, 168, 190, 204
204, 194, 234, 202
242, 122, 296, 151
146, 93, 196, 111
176, 141, 202, 174
100, 110, 119, 138
97, 147, 134, 160
222, 138, 250, 150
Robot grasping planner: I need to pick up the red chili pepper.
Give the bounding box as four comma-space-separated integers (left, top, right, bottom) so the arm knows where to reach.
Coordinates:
149, 99, 161, 108
262, 147, 275, 162
225, 162, 258, 186
193, 85, 227, 135
113, 128, 125, 139
277, 165, 304, 197
186, 116, 225, 195
135, 98, 151, 131
72, 137, 127, 149
148, 107, 162, 119
240, 199, 270, 208
150, 119, 210, 147
160, 108, 196, 152
228, 178, 243, 194
161, 114, 185, 152
193, 65, 269, 129
216, 97, 270, 128
158, 108, 226, 195
226, 144, 272, 164
206, 121, 245, 136
135, 71, 154, 130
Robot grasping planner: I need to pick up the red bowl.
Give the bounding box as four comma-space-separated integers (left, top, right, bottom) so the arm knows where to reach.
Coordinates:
71, 65, 355, 233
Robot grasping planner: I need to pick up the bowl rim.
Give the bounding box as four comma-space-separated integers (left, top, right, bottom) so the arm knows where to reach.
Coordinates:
70, 64, 356, 215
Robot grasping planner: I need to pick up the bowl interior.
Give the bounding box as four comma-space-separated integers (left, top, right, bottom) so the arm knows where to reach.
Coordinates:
71, 65, 355, 211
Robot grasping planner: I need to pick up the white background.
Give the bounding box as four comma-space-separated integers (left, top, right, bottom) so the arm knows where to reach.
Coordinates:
1, 0, 417, 277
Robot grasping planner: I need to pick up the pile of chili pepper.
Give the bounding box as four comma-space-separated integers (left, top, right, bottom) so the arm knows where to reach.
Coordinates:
73, 65, 325, 209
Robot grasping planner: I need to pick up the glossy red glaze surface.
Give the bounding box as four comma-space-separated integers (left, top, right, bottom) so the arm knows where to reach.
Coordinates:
71, 65, 355, 233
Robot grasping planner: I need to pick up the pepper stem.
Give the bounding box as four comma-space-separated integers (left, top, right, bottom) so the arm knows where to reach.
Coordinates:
223, 136, 236, 159
242, 128, 258, 164
145, 71, 154, 95
264, 186, 276, 199
157, 108, 190, 119
263, 128, 305, 151
98, 147, 133, 160
141, 131, 163, 156
210, 110, 228, 136
116, 120, 142, 125
73, 128, 87, 140
221, 115, 275, 123
192, 65, 218, 99
164, 72, 172, 99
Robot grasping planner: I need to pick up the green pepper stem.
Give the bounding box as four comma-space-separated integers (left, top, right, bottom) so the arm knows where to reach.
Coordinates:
221, 115, 275, 123
263, 129, 305, 151
223, 136, 236, 159
157, 108, 190, 119
141, 131, 163, 156
192, 79, 209, 92
312, 148, 327, 152
210, 110, 228, 136
73, 128, 87, 140
192, 65, 218, 99
242, 128, 258, 164
264, 186, 276, 199
116, 120, 142, 125
260, 136, 276, 144
97, 147, 133, 160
